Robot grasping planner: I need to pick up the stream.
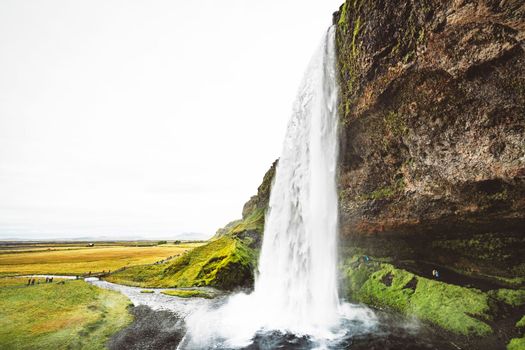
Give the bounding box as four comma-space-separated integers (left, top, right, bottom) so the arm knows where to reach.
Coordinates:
80, 277, 459, 350
6, 274, 474, 349
7, 274, 465, 349
85, 277, 221, 318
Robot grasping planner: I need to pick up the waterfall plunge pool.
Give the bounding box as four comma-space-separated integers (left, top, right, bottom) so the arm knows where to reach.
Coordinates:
82, 277, 458, 350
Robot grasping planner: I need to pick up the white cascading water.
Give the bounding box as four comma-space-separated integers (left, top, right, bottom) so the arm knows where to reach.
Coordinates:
252, 23, 340, 333
180, 26, 375, 349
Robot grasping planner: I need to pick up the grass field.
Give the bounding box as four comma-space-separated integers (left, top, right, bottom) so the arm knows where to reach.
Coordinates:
0, 278, 132, 349
0, 241, 202, 253
0, 242, 203, 276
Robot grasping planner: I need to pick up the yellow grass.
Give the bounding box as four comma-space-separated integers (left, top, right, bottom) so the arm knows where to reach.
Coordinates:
0, 243, 203, 276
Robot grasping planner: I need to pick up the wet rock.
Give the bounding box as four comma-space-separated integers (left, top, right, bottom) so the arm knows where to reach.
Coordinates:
334, 0, 525, 280
108, 305, 184, 350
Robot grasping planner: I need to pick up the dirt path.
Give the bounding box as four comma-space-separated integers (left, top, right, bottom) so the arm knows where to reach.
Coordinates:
395, 260, 504, 291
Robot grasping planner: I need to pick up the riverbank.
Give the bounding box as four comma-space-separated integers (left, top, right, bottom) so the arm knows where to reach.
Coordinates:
3, 269, 524, 350
88, 276, 509, 349
0, 277, 132, 350
108, 305, 185, 350
0, 270, 525, 350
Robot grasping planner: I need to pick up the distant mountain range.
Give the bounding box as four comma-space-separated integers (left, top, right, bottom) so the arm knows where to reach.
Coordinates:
0, 232, 211, 242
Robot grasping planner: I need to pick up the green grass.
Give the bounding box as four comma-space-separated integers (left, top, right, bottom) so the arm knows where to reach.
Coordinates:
160, 289, 212, 298
140, 290, 154, 294
0, 279, 132, 349
489, 289, 525, 307
106, 235, 256, 290
345, 262, 493, 336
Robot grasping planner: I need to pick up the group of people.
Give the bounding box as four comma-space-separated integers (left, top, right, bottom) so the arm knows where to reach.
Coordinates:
26, 277, 54, 285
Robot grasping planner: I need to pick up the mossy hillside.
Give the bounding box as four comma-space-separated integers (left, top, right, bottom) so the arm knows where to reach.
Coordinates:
229, 208, 265, 235
226, 208, 267, 251
213, 160, 276, 241
161, 289, 212, 299
0, 279, 132, 350
241, 160, 277, 218
106, 235, 256, 290
213, 219, 242, 240
107, 161, 277, 292
343, 261, 493, 336
212, 208, 265, 243
162, 235, 256, 289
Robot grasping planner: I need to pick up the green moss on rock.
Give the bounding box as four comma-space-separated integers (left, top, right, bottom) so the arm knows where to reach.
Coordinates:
410, 277, 492, 336
357, 177, 405, 201
508, 337, 525, 350
343, 261, 493, 336
516, 315, 525, 328
384, 111, 408, 137
106, 236, 256, 290
489, 289, 525, 307
230, 208, 265, 236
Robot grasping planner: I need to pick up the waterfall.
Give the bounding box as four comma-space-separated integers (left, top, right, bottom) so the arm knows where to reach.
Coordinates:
180, 26, 375, 349
252, 24, 340, 334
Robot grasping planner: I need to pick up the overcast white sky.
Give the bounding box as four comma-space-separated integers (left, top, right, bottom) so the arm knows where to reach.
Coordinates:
0, 0, 342, 240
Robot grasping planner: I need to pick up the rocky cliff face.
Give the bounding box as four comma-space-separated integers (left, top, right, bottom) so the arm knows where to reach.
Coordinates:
334, 0, 525, 282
